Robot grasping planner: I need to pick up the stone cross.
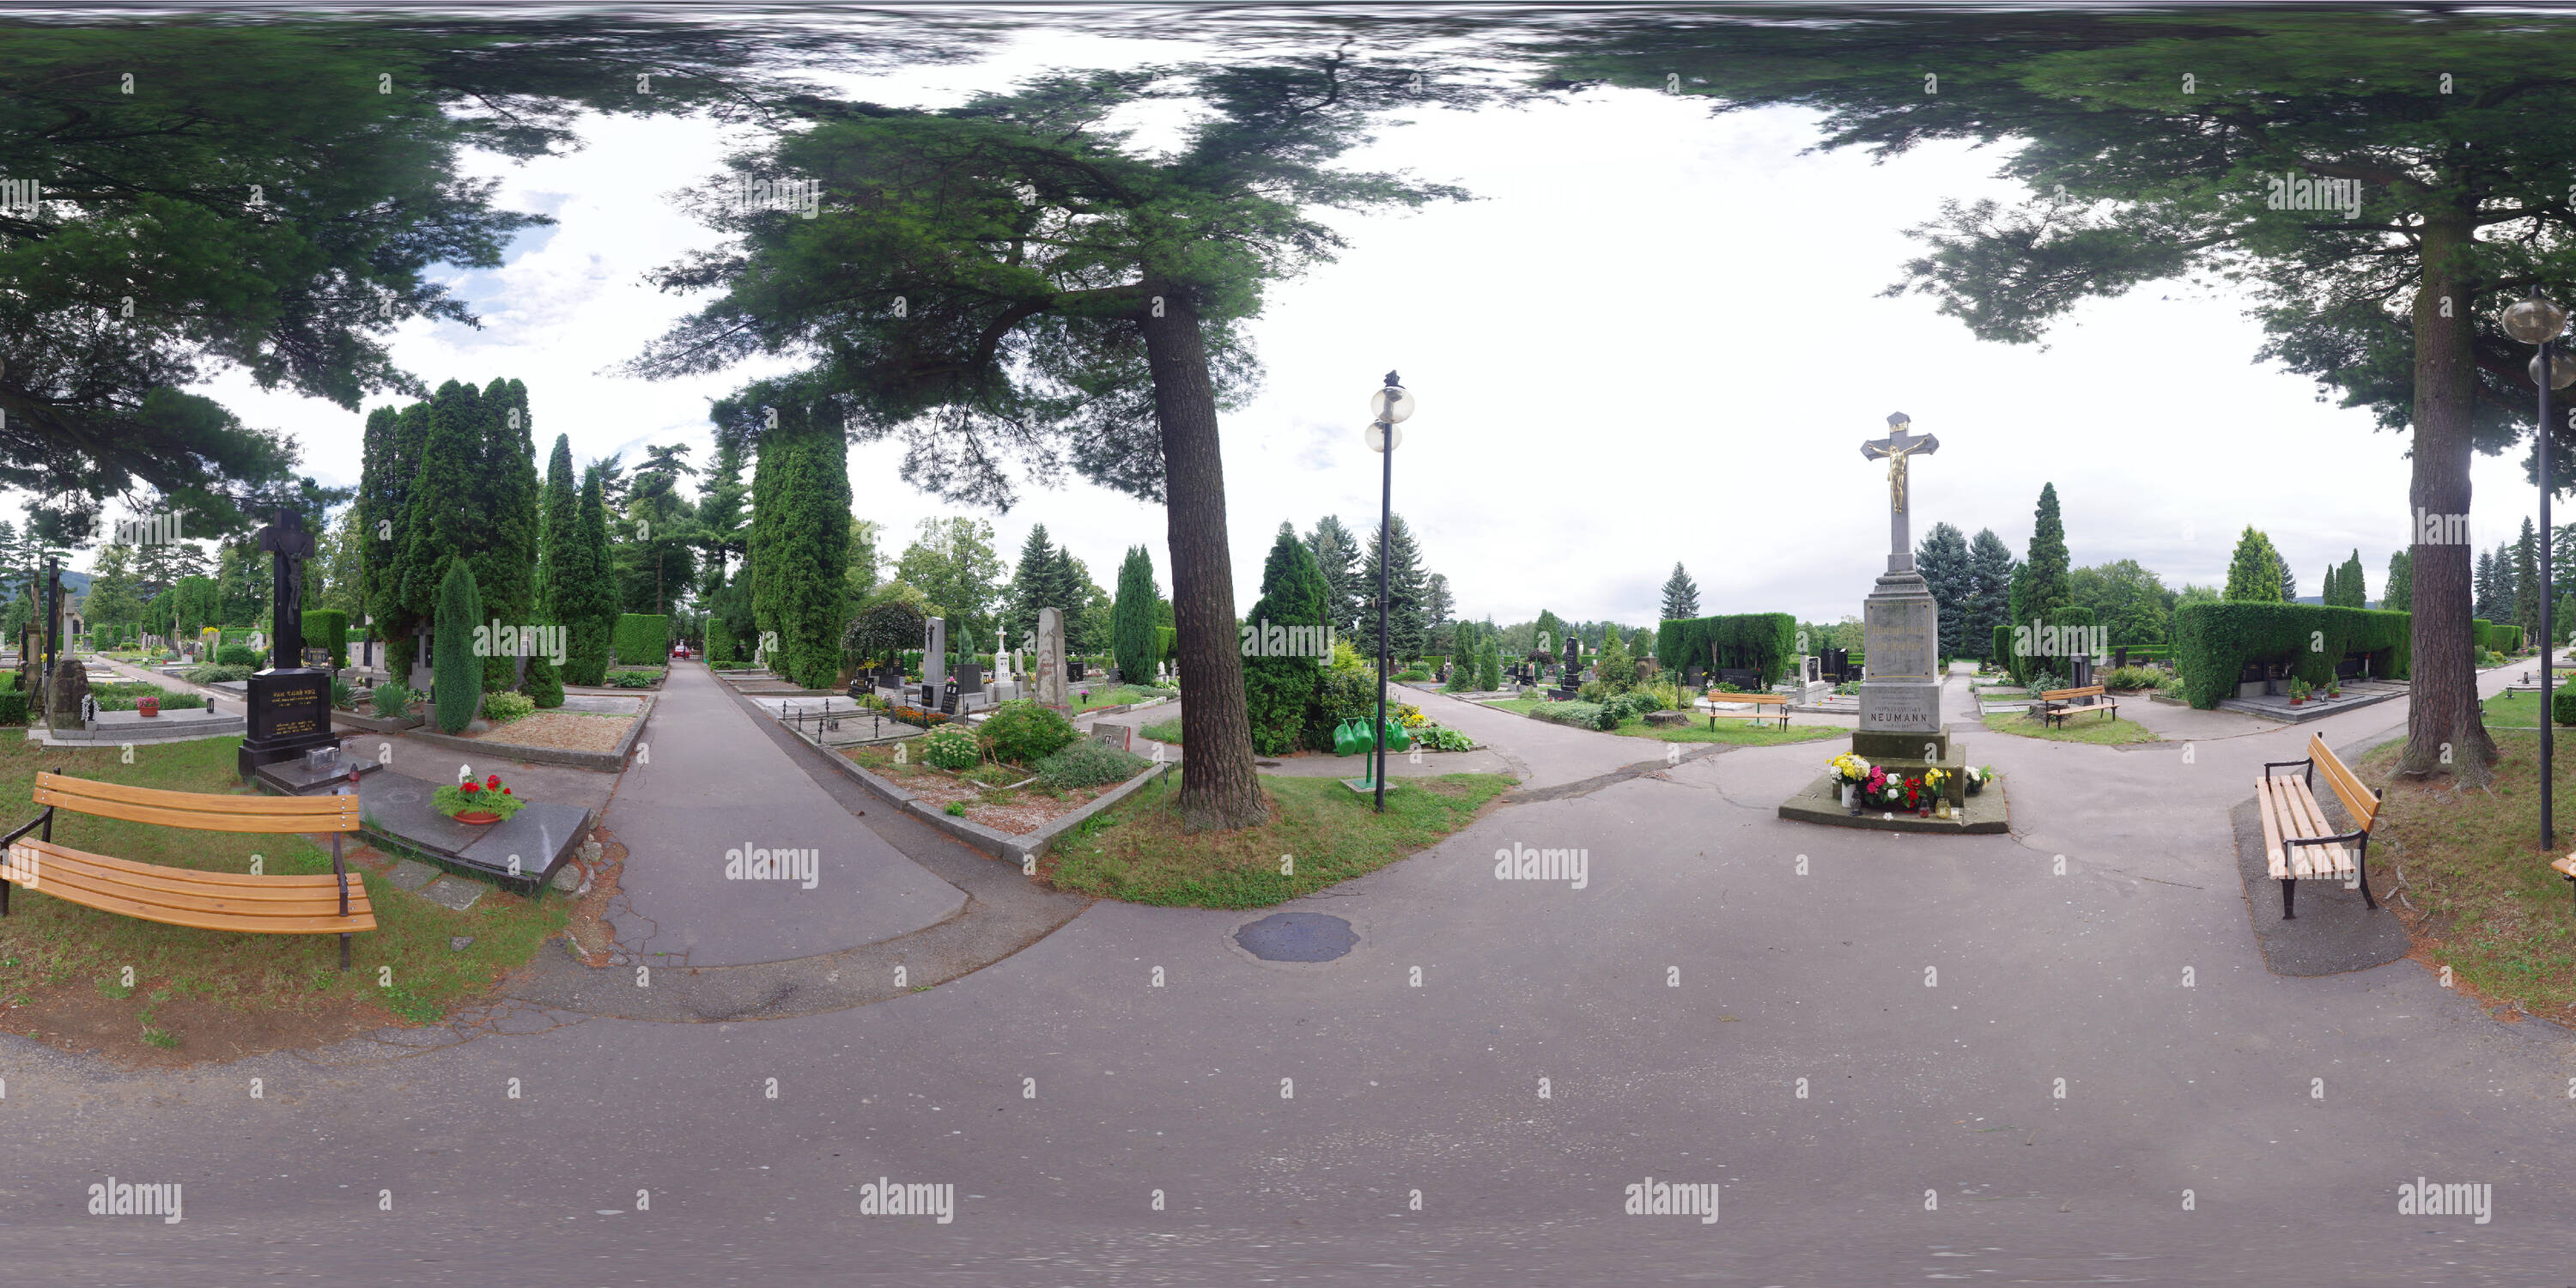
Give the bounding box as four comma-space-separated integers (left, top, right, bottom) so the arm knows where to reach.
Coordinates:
1860, 413, 1941, 574
255, 507, 316, 668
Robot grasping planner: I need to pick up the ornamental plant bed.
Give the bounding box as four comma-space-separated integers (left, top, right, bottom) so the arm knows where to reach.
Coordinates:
460, 711, 634, 755
841, 740, 1124, 835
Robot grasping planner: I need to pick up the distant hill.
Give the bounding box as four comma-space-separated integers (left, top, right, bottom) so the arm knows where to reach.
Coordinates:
0, 570, 91, 602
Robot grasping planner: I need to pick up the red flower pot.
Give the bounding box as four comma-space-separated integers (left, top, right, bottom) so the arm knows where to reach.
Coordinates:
138, 696, 159, 717
452, 811, 501, 825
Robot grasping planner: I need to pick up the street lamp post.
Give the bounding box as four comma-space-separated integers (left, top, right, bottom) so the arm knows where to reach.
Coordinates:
2503, 293, 2576, 851
1363, 372, 1415, 813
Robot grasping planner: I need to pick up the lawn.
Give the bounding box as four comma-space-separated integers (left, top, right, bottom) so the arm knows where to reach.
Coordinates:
1980, 711, 2161, 744
1069, 683, 1164, 712
2482, 691, 2560, 728
0, 736, 563, 1062
1140, 717, 1182, 744
1042, 771, 1516, 908
2358, 730, 2576, 1023
1479, 696, 1842, 745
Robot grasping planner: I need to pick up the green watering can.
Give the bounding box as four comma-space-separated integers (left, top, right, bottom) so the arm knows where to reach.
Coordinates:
1333, 719, 1370, 756
1379, 719, 1412, 752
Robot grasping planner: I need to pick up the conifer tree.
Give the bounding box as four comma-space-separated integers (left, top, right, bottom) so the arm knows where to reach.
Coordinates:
562, 465, 615, 684
1113, 545, 1159, 682
1242, 523, 1328, 755
1303, 516, 1362, 638
473, 378, 541, 686
2227, 528, 2285, 602
2385, 550, 2414, 614
1659, 562, 1700, 620
433, 558, 483, 734
2022, 483, 2071, 618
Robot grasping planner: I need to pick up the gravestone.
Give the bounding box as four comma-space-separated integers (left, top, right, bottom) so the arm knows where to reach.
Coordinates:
238, 507, 340, 781
940, 677, 960, 715
1032, 608, 1067, 709
1852, 415, 1954, 770
46, 659, 88, 732
923, 617, 947, 688
1550, 636, 1583, 702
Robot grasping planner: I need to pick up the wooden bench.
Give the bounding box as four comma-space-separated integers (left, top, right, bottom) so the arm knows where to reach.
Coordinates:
0, 769, 371, 969
1698, 691, 1789, 730
2255, 734, 2381, 920
2038, 684, 2119, 727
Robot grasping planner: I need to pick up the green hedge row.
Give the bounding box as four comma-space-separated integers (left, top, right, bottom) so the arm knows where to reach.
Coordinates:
612, 613, 670, 665
1528, 700, 1619, 732
2476, 620, 2524, 653
302, 610, 348, 667
2170, 602, 2410, 709
1656, 612, 1796, 687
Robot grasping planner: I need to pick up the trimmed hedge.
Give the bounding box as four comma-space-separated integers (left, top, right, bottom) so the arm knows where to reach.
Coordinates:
2171, 602, 2410, 709
613, 613, 670, 665
1528, 700, 1619, 732
302, 609, 348, 667
0, 690, 26, 726
1656, 612, 1797, 686
2555, 687, 2576, 726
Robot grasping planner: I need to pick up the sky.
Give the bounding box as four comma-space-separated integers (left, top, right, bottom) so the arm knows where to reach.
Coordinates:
155, 18, 2556, 628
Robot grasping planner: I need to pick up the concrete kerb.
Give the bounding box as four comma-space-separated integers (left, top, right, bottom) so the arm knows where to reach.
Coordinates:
816, 746, 1176, 865
399, 693, 656, 773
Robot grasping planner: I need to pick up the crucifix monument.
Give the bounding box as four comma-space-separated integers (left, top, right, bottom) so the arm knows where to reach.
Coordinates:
1853, 412, 1959, 778
239, 507, 340, 781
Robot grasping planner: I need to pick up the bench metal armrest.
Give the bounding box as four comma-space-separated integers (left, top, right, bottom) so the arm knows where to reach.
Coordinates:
0, 804, 55, 853
2283, 829, 2367, 849
2262, 757, 2316, 787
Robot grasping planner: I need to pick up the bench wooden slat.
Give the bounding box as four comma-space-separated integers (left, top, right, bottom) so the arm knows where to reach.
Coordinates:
9, 843, 372, 923
2308, 734, 2380, 832
36, 771, 359, 823
12, 874, 374, 935
33, 787, 360, 835
2280, 777, 2350, 877
8, 841, 369, 905
2254, 776, 2291, 878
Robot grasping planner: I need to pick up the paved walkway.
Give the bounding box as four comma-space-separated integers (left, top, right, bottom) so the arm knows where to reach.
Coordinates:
12, 657, 2576, 1282
595, 660, 963, 966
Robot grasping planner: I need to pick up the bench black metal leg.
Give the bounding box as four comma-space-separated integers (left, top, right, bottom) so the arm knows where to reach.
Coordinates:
2281, 876, 2296, 920
339, 933, 350, 971
2354, 840, 2378, 911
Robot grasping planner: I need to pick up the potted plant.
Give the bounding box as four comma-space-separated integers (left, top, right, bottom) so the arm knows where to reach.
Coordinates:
137, 692, 159, 718
2287, 677, 2312, 706
434, 771, 526, 825
1829, 753, 1872, 810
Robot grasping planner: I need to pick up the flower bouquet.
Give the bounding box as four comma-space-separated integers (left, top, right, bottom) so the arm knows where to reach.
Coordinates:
1921, 766, 1949, 817
1827, 753, 1874, 810
434, 772, 526, 824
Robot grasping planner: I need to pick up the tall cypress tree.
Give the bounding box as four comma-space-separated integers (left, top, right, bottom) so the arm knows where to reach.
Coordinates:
473, 378, 541, 686
538, 434, 582, 624
2022, 483, 2071, 619
562, 465, 615, 684
741, 406, 851, 689
1242, 523, 1328, 755
1112, 545, 1158, 682
432, 558, 483, 734
398, 381, 487, 666
2385, 550, 2413, 614
2319, 562, 2340, 608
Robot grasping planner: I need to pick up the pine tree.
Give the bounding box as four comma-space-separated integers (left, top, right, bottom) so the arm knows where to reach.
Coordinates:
1659, 562, 1701, 620
2023, 483, 2071, 618
2473, 548, 2499, 619
1914, 522, 1973, 659
1005, 526, 1060, 648
1965, 529, 2014, 659
538, 434, 583, 626
1243, 523, 1328, 754
1360, 513, 1427, 662
695, 437, 750, 598
2336, 549, 2367, 608
2385, 550, 2414, 614
2276, 550, 2297, 602
1113, 545, 1158, 682
2227, 528, 2284, 602
1422, 573, 1455, 643
432, 557, 483, 734
2517, 518, 2544, 640
1477, 636, 1502, 690
1052, 546, 1093, 654
1303, 516, 1361, 637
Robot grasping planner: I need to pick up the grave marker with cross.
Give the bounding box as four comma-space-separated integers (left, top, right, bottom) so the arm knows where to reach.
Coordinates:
1860, 412, 1941, 574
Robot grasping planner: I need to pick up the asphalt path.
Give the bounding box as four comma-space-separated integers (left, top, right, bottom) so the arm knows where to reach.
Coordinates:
4, 660, 2574, 1284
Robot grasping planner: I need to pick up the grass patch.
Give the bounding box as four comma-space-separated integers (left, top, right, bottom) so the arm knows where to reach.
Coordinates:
1980, 711, 2161, 744
1140, 717, 1183, 744
1043, 771, 1516, 908
1068, 684, 1157, 712
1612, 716, 1842, 745
2482, 691, 2552, 728
2358, 730, 2576, 1023
0, 735, 564, 1055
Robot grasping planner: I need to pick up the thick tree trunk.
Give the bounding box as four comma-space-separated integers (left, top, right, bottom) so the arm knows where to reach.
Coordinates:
2399, 210, 2500, 784
1139, 292, 1268, 831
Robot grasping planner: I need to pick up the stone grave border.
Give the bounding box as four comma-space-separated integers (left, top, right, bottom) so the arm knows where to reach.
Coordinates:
819, 748, 1173, 866
398, 692, 656, 773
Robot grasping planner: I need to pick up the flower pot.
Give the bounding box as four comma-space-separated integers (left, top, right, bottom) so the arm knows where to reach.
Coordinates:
1840, 784, 1856, 808
450, 811, 501, 825
137, 696, 159, 717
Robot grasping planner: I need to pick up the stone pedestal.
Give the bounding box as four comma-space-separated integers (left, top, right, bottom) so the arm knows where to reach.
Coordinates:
1857, 569, 1943, 742
1032, 607, 1068, 710
239, 666, 340, 782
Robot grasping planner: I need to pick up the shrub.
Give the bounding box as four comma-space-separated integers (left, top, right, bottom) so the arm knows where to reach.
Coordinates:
302, 609, 349, 667
1394, 667, 1430, 682
1417, 726, 1472, 751
433, 560, 484, 735
90, 686, 204, 712
612, 613, 670, 665
1034, 739, 1149, 791
330, 677, 355, 711
2170, 602, 2410, 708
1309, 665, 1383, 750
185, 664, 254, 684
980, 699, 1078, 765
482, 691, 537, 724
2555, 688, 2576, 726
525, 654, 565, 708
0, 690, 27, 726
921, 723, 981, 770
1530, 700, 1619, 732
1654, 613, 1797, 686
371, 683, 414, 718
2099, 665, 2165, 691
945, 800, 969, 817
603, 669, 661, 689
216, 644, 259, 667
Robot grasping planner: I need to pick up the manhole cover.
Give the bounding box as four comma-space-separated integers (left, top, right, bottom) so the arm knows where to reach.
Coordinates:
1234, 912, 1357, 963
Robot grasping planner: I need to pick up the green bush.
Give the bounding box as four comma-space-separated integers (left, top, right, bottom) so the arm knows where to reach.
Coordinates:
523, 654, 565, 707
1309, 665, 1383, 750
612, 613, 670, 665
89, 685, 204, 711
330, 676, 355, 711
433, 560, 484, 735
707, 618, 734, 665
1393, 667, 1430, 682
302, 609, 348, 667
216, 644, 259, 667
185, 664, 254, 684
1416, 726, 1472, 751
2555, 688, 2576, 726
371, 683, 414, 718
920, 723, 981, 769
605, 670, 660, 689
2170, 602, 2410, 709
1477, 639, 1501, 691
0, 690, 26, 726
1035, 739, 1149, 792
2099, 665, 2165, 691
1655, 613, 1797, 686
980, 699, 1078, 765
482, 690, 537, 724
1530, 700, 1619, 732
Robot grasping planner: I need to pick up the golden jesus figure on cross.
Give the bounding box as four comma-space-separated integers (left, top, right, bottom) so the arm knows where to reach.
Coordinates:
1861, 413, 1941, 574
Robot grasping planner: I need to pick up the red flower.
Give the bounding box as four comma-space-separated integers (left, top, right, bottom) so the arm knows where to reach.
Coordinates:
460, 781, 480, 793
501, 787, 511, 795
487, 774, 501, 788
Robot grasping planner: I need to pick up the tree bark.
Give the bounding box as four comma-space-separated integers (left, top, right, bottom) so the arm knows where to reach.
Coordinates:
1139, 291, 1268, 831
2399, 209, 2500, 785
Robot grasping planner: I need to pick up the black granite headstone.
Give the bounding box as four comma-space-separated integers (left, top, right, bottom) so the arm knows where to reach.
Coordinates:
940, 677, 960, 714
